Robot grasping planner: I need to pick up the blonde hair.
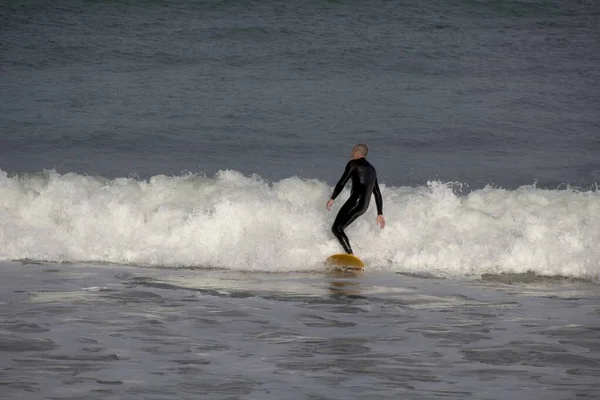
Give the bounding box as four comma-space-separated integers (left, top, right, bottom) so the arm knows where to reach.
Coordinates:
352, 144, 368, 157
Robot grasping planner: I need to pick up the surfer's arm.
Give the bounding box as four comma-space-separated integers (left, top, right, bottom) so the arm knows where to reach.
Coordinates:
330, 161, 355, 200
373, 178, 383, 215
373, 178, 385, 229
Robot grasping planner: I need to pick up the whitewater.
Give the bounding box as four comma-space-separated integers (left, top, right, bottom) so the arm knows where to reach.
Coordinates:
1, 168, 598, 280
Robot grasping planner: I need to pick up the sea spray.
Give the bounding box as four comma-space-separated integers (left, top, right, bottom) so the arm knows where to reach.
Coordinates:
1, 169, 598, 279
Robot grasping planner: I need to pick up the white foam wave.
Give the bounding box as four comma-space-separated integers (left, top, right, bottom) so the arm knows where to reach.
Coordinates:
1, 169, 598, 279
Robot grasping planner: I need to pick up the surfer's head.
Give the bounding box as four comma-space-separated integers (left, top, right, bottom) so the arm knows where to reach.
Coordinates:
351, 144, 368, 159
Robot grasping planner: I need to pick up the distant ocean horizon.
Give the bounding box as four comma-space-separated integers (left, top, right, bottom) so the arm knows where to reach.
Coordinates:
2, 0, 599, 190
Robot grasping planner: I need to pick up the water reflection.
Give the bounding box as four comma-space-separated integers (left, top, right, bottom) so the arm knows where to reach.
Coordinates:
326, 269, 364, 298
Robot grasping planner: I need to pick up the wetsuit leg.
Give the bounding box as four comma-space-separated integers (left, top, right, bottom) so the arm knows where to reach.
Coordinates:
331, 195, 368, 254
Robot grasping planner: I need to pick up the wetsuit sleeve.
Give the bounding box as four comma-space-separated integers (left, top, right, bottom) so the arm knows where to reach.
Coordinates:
330, 161, 355, 200
373, 178, 383, 215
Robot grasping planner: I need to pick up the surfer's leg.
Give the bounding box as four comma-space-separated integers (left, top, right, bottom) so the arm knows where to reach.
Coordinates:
332, 221, 353, 254
331, 197, 365, 254
332, 214, 362, 254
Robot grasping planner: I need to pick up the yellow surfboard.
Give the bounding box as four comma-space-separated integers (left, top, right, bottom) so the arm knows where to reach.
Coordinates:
325, 253, 365, 270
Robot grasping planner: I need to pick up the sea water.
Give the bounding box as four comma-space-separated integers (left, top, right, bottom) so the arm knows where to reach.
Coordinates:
1, 0, 599, 399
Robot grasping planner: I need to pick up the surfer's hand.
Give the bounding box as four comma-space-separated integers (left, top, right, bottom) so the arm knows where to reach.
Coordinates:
326, 199, 334, 211
377, 215, 386, 229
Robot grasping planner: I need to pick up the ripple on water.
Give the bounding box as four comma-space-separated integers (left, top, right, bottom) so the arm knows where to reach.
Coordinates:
538, 325, 600, 352
405, 324, 492, 345
3, 319, 51, 334
297, 313, 357, 328
0, 335, 57, 352
461, 340, 600, 369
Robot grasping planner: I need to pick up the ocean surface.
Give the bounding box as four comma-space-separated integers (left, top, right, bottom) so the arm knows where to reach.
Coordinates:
1, 0, 599, 399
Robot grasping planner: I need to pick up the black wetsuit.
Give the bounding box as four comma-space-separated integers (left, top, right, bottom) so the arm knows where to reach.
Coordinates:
330, 157, 383, 254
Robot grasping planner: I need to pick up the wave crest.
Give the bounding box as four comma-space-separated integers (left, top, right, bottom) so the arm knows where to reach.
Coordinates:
1, 169, 598, 279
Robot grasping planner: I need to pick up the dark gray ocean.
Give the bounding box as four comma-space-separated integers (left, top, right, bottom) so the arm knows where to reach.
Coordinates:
1, 1, 599, 399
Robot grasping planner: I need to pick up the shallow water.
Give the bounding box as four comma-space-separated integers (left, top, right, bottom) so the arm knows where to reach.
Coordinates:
1, 261, 599, 399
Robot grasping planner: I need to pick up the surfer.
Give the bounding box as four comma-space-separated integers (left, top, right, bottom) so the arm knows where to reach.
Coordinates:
326, 144, 385, 254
